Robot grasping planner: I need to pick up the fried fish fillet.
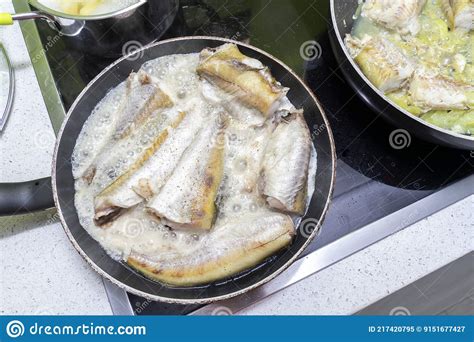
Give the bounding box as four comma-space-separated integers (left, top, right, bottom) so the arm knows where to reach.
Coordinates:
127, 211, 294, 286
409, 71, 472, 111
196, 43, 288, 117
441, 0, 474, 31
361, 0, 427, 35
345, 34, 415, 93
113, 71, 173, 140
259, 112, 312, 215
452, 0, 474, 30
93, 112, 188, 226
146, 114, 228, 231
128, 108, 206, 200
81, 71, 173, 184
93, 107, 209, 226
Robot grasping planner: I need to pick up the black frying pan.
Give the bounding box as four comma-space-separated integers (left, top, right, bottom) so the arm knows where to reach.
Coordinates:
1, 37, 336, 304
329, 0, 474, 150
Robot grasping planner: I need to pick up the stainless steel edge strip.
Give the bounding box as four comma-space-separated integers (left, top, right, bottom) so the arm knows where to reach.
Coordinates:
13, 0, 66, 134
102, 278, 135, 315
190, 175, 474, 315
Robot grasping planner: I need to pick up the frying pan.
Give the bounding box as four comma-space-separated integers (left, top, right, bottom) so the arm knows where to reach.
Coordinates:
1, 37, 336, 304
329, 0, 474, 150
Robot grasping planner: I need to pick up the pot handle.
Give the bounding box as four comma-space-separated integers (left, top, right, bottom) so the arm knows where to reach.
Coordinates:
0, 12, 60, 30
0, 13, 13, 25
0, 177, 55, 216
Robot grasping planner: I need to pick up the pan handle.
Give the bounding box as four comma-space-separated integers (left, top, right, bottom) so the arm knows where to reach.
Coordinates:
0, 177, 55, 216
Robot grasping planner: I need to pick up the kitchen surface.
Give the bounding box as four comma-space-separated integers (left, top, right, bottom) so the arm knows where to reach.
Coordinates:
0, 0, 473, 315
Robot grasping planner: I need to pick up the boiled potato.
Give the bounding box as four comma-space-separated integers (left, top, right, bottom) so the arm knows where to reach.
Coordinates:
57, 0, 103, 15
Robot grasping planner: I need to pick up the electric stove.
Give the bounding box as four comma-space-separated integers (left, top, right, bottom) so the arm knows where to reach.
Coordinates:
14, 0, 473, 315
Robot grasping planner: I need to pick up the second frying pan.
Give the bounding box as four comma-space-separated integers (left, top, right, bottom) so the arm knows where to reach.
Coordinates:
329, 0, 474, 150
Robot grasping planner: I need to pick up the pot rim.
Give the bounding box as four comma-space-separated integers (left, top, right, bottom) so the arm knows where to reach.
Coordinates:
28, 0, 147, 20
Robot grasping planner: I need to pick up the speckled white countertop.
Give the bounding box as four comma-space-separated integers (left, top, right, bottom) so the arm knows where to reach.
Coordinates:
240, 195, 473, 315
0, 1, 472, 316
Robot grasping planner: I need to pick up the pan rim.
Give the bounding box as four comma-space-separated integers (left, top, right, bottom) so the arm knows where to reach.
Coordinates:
329, 0, 474, 144
52, 35, 337, 305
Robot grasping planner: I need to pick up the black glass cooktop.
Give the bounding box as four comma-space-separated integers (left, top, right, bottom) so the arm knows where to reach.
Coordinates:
27, 0, 473, 315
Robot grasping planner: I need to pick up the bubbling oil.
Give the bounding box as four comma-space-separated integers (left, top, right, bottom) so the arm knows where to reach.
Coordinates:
72, 52, 317, 271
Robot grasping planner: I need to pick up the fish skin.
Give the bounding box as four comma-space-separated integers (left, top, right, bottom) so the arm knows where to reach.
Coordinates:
453, 0, 474, 31
345, 34, 415, 94
440, 0, 456, 29
94, 112, 187, 226
196, 43, 288, 117
93, 106, 206, 227
81, 71, 173, 184
409, 71, 472, 111
113, 71, 173, 140
127, 211, 294, 287
131, 108, 206, 200
259, 111, 312, 215
441, 0, 474, 30
88, 106, 171, 191
146, 113, 229, 231
361, 0, 427, 35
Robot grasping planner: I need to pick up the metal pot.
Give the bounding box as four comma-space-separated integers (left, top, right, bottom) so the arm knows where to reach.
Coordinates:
0, 0, 179, 58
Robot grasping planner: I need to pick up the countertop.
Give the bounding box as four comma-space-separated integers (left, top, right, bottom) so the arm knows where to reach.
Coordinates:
0, 1, 111, 315
0, 1, 472, 315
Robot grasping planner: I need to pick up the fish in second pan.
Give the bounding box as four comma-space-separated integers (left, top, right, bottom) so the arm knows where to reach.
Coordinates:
361, 0, 427, 35
196, 43, 288, 118
146, 113, 228, 231
409, 70, 473, 112
440, 0, 474, 31
345, 34, 415, 94
259, 111, 312, 215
